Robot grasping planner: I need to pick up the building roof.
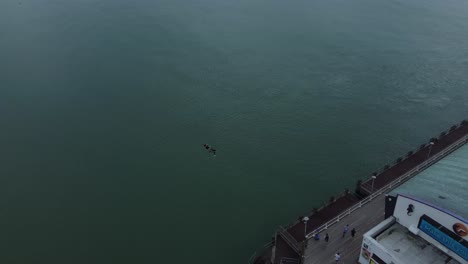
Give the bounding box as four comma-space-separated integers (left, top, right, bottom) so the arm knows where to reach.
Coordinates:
390, 143, 468, 219
375, 221, 461, 264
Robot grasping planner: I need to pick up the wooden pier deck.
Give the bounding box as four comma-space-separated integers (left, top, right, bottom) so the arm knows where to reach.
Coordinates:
303, 194, 386, 264
256, 120, 468, 264
359, 121, 468, 195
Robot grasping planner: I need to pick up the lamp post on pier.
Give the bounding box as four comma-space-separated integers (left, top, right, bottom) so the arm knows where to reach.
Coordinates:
427, 141, 435, 159
302, 216, 309, 238
371, 175, 377, 192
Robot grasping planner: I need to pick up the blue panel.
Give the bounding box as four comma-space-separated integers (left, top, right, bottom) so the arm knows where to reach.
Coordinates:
419, 219, 468, 261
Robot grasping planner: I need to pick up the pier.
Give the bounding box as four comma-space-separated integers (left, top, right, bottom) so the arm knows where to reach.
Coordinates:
252, 120, 468, 264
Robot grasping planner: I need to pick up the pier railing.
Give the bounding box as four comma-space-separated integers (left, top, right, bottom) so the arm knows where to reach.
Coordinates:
283, 191, 350, 230
305, 134, 467, 239
278, 226, 301, 254
360, 123, 467, 193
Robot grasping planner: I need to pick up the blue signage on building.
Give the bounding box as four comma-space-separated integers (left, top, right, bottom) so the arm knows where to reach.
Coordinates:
419, 219, 468, 261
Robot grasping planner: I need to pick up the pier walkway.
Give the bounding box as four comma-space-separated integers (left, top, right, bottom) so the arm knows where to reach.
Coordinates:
303, 127, 468, 263
303, 194, 386, 264
264, 120, 468, 264
359, 121, 468, 195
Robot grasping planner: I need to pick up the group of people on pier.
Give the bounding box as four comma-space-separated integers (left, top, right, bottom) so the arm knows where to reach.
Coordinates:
313, 224, 356, 242
312, 224, 357, 263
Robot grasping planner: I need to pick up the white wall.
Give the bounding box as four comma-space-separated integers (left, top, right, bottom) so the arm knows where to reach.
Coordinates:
393, 194, 467, 263
358, 217, 402, 264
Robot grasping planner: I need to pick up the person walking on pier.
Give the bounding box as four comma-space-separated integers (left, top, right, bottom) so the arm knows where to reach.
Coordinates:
335, 252, 341, 263
351, 228, 356, 238
342, 224, 349, 238
314, 233, 320, 241
325, 233, 329, 242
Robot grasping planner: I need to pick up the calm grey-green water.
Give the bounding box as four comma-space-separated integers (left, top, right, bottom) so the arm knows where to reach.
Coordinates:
1, 0, 468, 263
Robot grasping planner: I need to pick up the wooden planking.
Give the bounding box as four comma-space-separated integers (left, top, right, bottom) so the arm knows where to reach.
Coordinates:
303, 195, 387, 264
